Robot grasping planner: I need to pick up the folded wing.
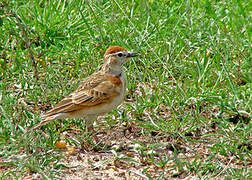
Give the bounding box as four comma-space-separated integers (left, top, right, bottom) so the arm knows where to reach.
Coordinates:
42, 72, 120, 118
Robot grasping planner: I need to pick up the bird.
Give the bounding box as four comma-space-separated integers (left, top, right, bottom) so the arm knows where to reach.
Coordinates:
27, 46, 138, 137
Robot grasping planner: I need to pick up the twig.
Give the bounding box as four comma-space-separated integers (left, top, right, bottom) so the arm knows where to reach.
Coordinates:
10, 9, 38, 79
130, 170, 148, 179
215, 156, 234, 178
146, 113, 159, 129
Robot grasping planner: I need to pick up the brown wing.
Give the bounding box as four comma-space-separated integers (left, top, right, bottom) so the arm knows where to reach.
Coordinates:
42, 72, 121, 117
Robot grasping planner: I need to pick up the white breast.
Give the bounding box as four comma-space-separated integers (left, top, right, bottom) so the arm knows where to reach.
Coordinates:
121, 70, 127, 93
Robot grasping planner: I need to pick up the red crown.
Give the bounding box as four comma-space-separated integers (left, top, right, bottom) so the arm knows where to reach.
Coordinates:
105, 46, 127, 56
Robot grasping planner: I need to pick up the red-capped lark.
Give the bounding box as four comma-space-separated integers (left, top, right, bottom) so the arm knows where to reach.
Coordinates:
28, 46, 138, 137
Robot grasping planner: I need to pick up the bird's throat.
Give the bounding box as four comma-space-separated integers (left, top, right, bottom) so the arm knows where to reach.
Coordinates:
102, 63, 123, 77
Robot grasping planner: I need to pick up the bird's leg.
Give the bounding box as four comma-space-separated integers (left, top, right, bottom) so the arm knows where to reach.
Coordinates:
85, 115, 99, 143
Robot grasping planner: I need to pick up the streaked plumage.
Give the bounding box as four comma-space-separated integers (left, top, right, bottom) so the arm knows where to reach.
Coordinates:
28, 46, 138, 134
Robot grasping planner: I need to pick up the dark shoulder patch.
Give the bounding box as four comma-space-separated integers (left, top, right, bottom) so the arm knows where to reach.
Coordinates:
105, 75, 122, 88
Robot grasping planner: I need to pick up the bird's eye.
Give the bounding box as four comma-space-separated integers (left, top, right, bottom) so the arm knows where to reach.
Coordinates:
117, 53, 123, 57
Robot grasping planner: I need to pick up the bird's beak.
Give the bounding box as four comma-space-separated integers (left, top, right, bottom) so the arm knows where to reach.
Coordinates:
126, 52, 138, 58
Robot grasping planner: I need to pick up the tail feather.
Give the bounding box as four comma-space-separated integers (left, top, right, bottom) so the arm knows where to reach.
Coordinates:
25, 116, 56, 134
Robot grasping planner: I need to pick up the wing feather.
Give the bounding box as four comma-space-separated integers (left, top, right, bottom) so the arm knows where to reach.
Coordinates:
42, 72, 120, 118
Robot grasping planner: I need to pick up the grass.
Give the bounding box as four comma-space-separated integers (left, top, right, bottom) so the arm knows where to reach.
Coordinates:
0, 0, 251, 179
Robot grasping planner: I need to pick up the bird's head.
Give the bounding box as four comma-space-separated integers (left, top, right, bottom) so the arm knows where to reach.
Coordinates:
104, 46, 138, 68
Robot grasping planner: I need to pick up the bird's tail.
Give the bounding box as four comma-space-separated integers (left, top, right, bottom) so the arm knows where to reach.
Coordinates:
25, 116, 55, 134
